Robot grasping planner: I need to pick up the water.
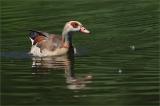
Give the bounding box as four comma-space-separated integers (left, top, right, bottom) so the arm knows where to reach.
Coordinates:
1, 0, 159, 106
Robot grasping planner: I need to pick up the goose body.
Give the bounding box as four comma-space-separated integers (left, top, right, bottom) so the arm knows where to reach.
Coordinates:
29, 21, 90, 57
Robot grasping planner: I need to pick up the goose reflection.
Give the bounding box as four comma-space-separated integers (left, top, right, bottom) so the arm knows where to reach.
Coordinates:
31, 50, 92, 90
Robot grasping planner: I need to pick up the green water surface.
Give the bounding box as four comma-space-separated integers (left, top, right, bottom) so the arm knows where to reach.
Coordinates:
1, 0, 159, 106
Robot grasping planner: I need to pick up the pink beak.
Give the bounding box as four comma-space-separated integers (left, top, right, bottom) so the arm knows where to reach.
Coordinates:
79, 26, 90, 34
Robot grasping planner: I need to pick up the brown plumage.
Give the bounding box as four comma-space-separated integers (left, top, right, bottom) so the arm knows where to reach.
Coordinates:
34, 34, 63, 52
33, 36, 46, 45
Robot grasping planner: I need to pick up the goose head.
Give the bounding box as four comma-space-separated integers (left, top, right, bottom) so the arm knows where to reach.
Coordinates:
63, 21, 90, 34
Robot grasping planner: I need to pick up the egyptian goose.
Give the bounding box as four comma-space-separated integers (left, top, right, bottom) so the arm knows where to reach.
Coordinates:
28, 21, 90, 57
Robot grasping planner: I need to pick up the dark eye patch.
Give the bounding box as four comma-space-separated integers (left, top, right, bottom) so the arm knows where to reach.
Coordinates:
71, 22, 79, 28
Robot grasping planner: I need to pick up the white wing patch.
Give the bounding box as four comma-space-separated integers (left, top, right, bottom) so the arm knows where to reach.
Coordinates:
29, 37, 34, 45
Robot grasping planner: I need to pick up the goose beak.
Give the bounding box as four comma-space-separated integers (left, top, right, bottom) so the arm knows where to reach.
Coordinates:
79, 26, 90, 34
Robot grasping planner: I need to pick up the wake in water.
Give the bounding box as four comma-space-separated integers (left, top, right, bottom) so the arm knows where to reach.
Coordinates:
1, 51, 31, 59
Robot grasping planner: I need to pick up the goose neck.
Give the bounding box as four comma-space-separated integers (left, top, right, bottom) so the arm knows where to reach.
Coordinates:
62, 30, 72, 45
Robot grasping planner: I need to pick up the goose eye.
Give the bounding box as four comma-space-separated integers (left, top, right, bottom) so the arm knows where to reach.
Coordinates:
71, 22, 79, 28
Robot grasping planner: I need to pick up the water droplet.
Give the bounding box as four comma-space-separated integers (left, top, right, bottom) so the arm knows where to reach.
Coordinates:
118, 69, 122, 73
130, 45, 135, 50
